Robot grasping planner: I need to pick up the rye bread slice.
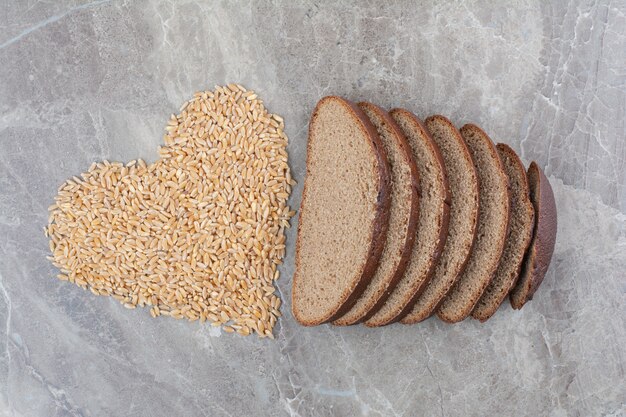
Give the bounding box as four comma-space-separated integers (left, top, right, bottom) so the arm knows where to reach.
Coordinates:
401, 116, 479, 324
364, 109, 450, 326
472, 144, 534, 321
333, 103, 420, 326
510, 161, 557, 309
292, 96, 392, 326
436, 124, 510, 323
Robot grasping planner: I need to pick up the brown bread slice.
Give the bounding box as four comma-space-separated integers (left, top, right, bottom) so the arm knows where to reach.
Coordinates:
401, 116, 479, 324
333, 103, 420, 326
292, 96, 392, 326
364, 109, 450, 326
436, 124, 510, 323
472, 144, 534, 321
510, 161, 557, 309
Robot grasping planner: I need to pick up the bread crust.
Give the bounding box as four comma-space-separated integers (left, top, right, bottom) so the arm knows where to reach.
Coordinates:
364, 109, 451, 326
332, 103, 420, 326
400, 115, 479, 324
510, 161, 557, 309
471, 144, 534, 322
292, 96, 392, 326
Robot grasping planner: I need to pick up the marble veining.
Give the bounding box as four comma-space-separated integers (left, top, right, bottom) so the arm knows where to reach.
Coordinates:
0, 1, 624, 416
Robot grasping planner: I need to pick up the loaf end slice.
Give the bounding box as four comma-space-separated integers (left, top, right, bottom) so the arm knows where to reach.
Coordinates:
472, 144, 534, 321
510, 161, 557, 309
401, 115, 479, 325
365, 110, 450, 326
292, 96, 392, 326
436, 124, 510, 323
333, 103, 420, 326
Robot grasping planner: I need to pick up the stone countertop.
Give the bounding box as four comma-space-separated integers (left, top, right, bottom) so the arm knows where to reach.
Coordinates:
0, 1, 624, 416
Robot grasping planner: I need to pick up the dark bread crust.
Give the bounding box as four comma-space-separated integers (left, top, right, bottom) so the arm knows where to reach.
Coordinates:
377, 109, 451, 325
292, 96, 392, 326
333, 103, 421, 325
400, 115, 479, 324
510, 161, 557, 309
471, 144, 534, 322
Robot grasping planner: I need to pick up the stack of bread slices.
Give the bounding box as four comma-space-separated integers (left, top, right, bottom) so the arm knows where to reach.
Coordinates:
292, 97, 557, 327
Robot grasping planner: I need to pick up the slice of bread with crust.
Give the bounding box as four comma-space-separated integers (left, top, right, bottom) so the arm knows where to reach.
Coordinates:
436, 124, 510, 323
364, 109, 450, 326
401, 116, 479, 324
472, 144, 534, 321
333, 103, 420, 326
510, 161, 557, 309
292, 96, 392, 326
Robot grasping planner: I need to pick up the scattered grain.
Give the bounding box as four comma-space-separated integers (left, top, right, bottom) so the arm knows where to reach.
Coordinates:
45, 85, 294, 338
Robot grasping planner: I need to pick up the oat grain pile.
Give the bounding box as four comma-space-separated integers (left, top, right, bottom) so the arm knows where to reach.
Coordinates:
45, 85, 295, 338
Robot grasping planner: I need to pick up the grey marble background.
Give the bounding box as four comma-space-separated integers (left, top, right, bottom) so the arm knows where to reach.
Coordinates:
0, 1, 625, 416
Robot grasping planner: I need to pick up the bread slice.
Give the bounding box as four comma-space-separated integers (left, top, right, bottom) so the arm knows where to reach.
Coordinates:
401, 116, 479, 324
471, 144, 534, 321
364, 109, 450, 326
510, 161, 557, 309
333, 103, 420, 326
436, 124, 510, 323
292, 96, 392, 326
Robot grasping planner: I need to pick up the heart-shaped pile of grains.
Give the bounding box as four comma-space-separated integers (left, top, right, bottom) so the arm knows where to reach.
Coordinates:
45, 85, 295, 338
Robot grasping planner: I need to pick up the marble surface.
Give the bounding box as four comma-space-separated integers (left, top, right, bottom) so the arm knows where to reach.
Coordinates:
1, 1, 625, 416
